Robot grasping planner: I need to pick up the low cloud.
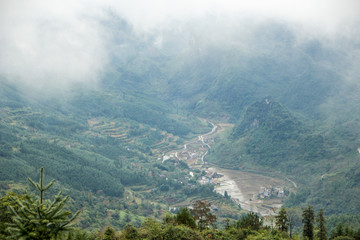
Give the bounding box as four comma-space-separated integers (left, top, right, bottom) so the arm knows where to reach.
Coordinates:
105, 0, 360, 34
0, 0, 109, 95
0, 0, 359, 97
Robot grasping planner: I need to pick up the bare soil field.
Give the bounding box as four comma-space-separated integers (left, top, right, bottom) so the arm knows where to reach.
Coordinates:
209, 166, 287, 215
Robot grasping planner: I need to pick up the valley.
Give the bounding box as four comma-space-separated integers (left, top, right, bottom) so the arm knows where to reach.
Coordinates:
160, 120, 296, 216
1, 5, 360, 237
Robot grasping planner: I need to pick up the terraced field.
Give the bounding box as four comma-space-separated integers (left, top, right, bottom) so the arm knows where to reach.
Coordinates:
87, 117, 183, 155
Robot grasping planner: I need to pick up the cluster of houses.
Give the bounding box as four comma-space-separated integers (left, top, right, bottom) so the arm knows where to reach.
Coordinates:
199, 171, 224, 185
257, 186, 284, 199
169, 203, 219, 214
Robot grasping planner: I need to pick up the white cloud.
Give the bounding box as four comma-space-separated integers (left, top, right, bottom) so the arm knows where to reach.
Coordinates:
104, 0, 360, 33
0, 0, 109, 94
0, 0, 358, 95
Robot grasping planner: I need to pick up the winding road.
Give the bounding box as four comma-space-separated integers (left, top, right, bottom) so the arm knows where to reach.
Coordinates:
162, 120, 296, 216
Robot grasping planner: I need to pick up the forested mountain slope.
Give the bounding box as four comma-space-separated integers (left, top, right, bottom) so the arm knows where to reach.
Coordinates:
1, 12, 360, 227
0, 76, 221, 229
207, 97, 360, 214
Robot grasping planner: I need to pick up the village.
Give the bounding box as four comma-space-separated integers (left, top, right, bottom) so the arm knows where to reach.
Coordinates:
257, 186, 285, 199
199, 168, 285, 200
158, 121, 291, 216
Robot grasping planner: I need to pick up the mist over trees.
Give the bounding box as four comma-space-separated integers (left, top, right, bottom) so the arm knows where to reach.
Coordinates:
1, 0, 360, 239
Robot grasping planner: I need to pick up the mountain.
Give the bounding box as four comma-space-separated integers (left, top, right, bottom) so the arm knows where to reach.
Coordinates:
0, 76, 224, 229
207, 97, 360, 214
156, 20, 352, 123
1, 14, 360, 228
212, 97, 325, 166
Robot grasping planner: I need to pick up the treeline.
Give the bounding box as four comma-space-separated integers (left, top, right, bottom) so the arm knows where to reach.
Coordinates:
1, 168, 360, 239
2, 190, 360, 239
96, 206, 360, 240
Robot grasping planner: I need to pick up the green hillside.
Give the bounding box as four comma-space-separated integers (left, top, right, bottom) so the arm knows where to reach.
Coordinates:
207, 97, 360, 214
1, 12, 360, 236
0, 76, 243, 230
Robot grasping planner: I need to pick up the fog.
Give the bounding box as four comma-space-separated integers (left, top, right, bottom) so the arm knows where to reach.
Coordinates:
0, 0, 109, 95
109, 0, 359, 33
0, 0, 359, 96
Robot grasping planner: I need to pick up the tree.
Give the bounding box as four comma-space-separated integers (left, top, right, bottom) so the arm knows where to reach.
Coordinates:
66, 230, 97, 240
275, 207, 289, 233
224, 191, 230, 199
286, 207, 301, 239
332, 237, 355, 240
302, 206, 315, 240
190, 200, 216, 231
124, 211, 131, 224
354, 227, 360, 240
225, 218, 231, 230
332, 223, 344, 239
140, 218, 163, 239
7, 167, 80, 239
237, 212, 263, 230
176, 207, 196, 229
121, 223, 139, 239
316, 209, 327, 240
103, 226, 115, 240
267, 215, 276, 229
162, 224, 202, 240
0, 192, 26, 239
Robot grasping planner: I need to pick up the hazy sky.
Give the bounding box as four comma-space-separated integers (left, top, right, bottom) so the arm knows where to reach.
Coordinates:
0, 0, 359, 95
108, 0, 360, 32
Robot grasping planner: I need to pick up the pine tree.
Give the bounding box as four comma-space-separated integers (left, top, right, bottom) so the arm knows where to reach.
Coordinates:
316, 209, 327, 240
275, 207, 289, 233
7, 167, 80, 239
302, 206, 315, 240
0, 192, 27, 239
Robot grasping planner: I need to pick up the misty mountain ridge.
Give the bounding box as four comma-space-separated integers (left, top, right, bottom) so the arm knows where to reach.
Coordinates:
1, 11, 360, 230
100, 16, 357, 122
